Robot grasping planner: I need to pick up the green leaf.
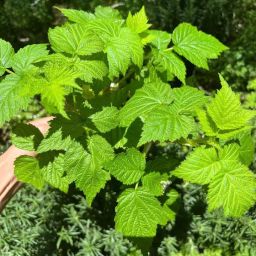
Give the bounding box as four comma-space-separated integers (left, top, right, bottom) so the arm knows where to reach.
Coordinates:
142, 172, 168, 196
106, 27, 143, 78
64, 141, 91, 182
0, 74, 31, 125
57, 8, 95, 24
172, 23, 228, 69
0, 39, 14, 75
172, 86, 208, 112
40, 61, 81, 117
173, 147, 220, 184
152, 49, 186, 83
87, 134, 114, 167
12, 44, 49, 73
14, 156, 44, 189
115, 188, 165, 237
90, 106, 119, 133
236, 131, 254, 165
40, 153, 69, 193
94, 6, 122, 20
48, 23, 104, 56
104, 148, 145, 185
126, 7, 151, 34
139, 104, 194, 145
208, 162, 256, 217
149, 30, 171, 50
76, 163, 111, 206
12, 123, 44, 151
207, 75, 255, 130
37, 129, 72, 153
75, 60, 108, 83
119, 81, 173, 126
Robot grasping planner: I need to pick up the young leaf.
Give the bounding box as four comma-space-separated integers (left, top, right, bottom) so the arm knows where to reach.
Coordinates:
89, 106, 119, 133
14, 156, 44, 189
208, 162, 256, 217
126, 7, 151, 34
207, 75, 255, 130
0, 39, 14, 75
115, 188, 165, 237
40, 62, 81, 117
104, 148, 145, 185
172, 23, 228, 69
119, 80, 173, 126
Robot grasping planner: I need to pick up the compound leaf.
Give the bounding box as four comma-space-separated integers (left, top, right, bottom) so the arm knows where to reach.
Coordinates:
0, 39, 14, 75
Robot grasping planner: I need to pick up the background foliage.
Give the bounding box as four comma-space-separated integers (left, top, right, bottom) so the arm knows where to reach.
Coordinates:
0, 0, 255, 255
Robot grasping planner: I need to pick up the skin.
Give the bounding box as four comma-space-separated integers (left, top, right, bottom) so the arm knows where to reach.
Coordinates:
0, 116, 52, 212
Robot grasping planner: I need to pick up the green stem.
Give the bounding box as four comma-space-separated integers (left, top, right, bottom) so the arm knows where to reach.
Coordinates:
5, 68, 15, 74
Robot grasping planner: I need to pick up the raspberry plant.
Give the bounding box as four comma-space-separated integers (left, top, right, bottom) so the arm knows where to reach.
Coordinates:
0, 6, 255, 240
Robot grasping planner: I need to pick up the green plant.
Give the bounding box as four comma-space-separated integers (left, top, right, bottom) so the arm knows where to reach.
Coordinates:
0, 5, 255, 248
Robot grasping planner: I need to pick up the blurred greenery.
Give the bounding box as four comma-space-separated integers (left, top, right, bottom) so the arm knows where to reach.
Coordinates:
0, 0, 256, 255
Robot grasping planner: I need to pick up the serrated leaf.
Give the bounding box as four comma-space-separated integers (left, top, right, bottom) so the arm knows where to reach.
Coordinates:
49, 23, 104, 56
173, 147, 220, 184
172, 23, 228, 69
172, 86, 208, 112
87, 134, 114, 167
12, 44, 49, 73
39, 153, 69, 193
0, 39, 14, 75
106, 27, 143, 78
75, 60, 108, 83
14, 156, 44, 189
126, 7, 151, 34
208, 162, 256, 217
37, 129, 72, 153
94, 6, 122, 20
76, 164, 111, 206
12, 123, 44, 151
119, 81, 173, 126
0, 74, 31, 125
64, 141, 91, 182
57, 8, 95, 24
40, 62, 81, 117
207, 75, 255, 130
115, 188, 165, 237
139, 105, 194, 145
152, 49, 186, 83
90, 106, 119, 132
149, 30, 171, 50
142, 172, 168, 196
236, 131, 254, 165
104, 148, 145, 185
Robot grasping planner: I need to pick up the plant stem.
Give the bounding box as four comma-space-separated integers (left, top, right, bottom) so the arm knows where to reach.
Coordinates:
5, 68, 14, 74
